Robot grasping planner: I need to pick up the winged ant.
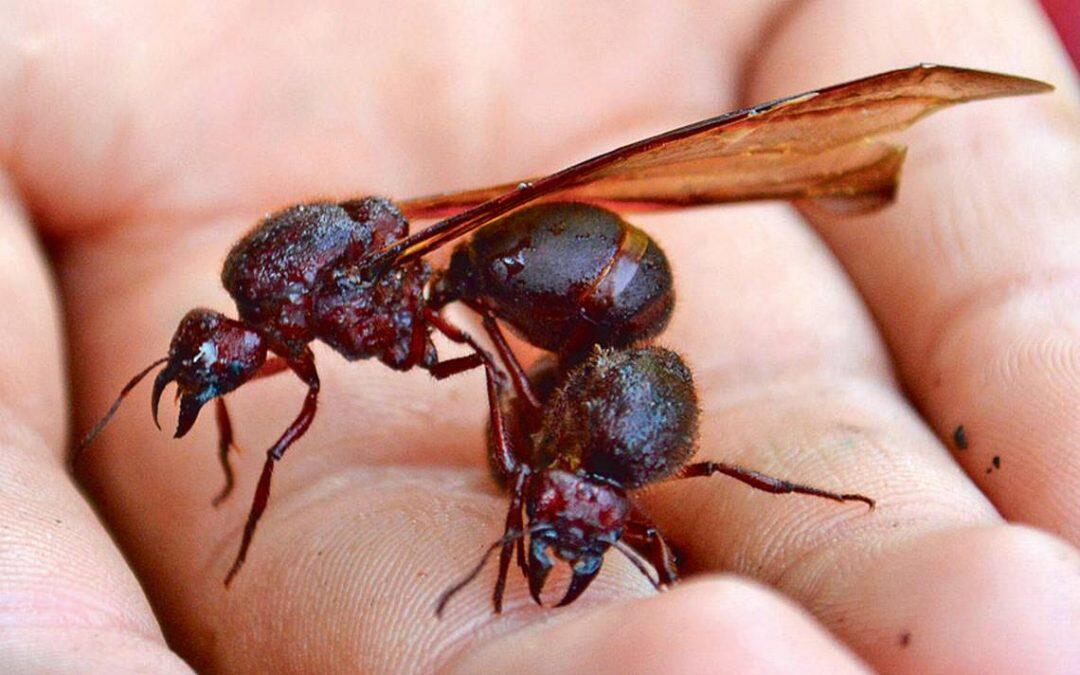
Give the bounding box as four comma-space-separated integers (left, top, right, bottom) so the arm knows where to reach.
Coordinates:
78, 65, 1050, 598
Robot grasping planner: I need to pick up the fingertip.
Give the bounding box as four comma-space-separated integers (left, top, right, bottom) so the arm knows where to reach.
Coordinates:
444, 576, 869, 674
835, 524, 1080, 673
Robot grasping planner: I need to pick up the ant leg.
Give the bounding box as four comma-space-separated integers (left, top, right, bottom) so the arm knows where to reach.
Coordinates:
211, 399, 238, 507
622, 520, 678, 586
432, 375, 529, 613
480, 313, 542, 414
429, 353, 484, 380
424, 308, 536, 610
254, 356, 290, 379
676, 462, 875, 509
225, 348, 320, 586
424, 308, 523, 475
493, 471, 527, 613
210, 357, 290, 507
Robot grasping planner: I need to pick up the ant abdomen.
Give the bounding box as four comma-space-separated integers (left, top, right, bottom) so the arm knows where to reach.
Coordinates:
537, 346, 698, 488
433, 203, 674, 358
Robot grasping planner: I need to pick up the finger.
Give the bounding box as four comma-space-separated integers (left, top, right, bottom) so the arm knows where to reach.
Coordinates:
832, 523, 1080, 672
0, 175, 189, 671
745, 0, 1080, 542
121, 466, 659, 671
448, 578, 869, 674
633, 204, 1080, 673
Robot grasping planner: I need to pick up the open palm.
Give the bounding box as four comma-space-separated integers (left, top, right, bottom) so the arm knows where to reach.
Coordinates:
1, 1, 1078, 672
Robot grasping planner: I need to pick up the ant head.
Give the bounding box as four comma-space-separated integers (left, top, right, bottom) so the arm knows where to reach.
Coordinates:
524, 469, 630, 607
152, 309, 267, 438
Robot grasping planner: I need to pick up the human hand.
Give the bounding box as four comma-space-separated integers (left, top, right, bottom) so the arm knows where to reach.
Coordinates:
1, 1, 1078, 672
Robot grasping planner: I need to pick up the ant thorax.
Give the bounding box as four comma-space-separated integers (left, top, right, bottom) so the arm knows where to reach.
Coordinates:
220, 196, 436, 368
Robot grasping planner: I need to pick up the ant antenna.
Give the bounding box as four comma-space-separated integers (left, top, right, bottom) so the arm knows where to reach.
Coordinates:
77, 357, 168, 455
435, 529, 526, 618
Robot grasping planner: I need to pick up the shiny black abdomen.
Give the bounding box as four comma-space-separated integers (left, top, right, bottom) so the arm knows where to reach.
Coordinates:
437, 203, 674, 356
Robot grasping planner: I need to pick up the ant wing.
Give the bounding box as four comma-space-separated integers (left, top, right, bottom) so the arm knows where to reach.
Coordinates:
379, 64, 1050, 267
399, 141, 905, 219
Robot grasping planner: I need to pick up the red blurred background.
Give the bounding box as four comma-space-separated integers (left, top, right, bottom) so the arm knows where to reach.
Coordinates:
1041, 0, 1079, 67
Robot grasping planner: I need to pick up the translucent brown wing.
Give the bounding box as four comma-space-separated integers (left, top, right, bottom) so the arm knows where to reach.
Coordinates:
400, 142, 907, 218
373, 64, 1050, 269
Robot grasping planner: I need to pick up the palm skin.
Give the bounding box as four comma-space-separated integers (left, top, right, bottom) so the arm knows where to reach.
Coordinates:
0, 1, 1078, 672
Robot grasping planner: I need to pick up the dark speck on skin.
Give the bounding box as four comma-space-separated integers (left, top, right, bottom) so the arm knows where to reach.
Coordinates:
899, 631, 912, 648
992, 455, 1001, 469
953, 425, 968, 450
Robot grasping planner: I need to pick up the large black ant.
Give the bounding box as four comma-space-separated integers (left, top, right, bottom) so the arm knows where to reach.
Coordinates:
79, 65, 1049, 592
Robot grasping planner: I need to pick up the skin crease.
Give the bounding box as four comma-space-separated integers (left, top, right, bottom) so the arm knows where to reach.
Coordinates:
0, 0, 1078, 673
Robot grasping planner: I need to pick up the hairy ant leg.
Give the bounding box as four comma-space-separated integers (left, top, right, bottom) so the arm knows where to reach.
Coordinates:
622, 519, 678, 587
676, 462, 875, 509
225, 348, 320, 586
422, 308, 519, 469
476, 311, 541, 577
211, 356, 290, 507
471, 312, 546, 588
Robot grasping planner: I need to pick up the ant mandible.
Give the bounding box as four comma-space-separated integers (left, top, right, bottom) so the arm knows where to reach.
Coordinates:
78, 66, 1049, 587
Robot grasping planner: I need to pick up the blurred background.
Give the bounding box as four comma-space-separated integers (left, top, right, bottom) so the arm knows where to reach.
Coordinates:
1040, 0, 1078, 66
